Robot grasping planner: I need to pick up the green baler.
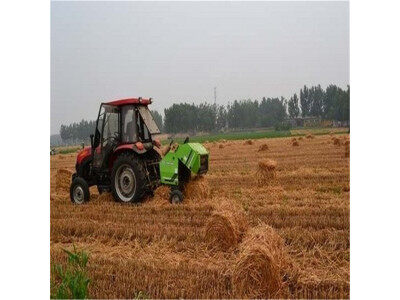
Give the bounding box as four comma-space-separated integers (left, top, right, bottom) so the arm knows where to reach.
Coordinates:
159, 142, 209, 203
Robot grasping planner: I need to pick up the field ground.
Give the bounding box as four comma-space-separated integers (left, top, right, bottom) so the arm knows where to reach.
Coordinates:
50, 132, 350, 299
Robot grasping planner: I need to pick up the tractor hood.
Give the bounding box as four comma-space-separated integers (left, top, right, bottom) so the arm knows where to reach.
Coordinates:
76, 146, 91, 165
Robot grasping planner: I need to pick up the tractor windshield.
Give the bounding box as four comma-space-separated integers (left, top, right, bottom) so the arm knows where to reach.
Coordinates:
121, 105, 160, 143
138, 106, 161, 135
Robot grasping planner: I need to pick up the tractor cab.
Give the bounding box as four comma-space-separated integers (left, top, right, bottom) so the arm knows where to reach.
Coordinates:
91, 99, 160, 171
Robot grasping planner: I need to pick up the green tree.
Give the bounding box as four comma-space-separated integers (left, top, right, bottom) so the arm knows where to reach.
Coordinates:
151, 110, 163, 132
288, 93, 300, 118
258, 97, 287, 127
300, 85, 311, 117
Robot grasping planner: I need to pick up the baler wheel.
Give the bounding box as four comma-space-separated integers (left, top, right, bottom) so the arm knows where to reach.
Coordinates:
170, 189, 183, 204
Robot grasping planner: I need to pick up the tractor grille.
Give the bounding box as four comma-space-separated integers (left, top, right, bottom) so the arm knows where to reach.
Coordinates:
199, 155, 209, 174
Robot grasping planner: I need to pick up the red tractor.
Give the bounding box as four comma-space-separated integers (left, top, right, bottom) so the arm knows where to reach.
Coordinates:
70, 97, 163, 204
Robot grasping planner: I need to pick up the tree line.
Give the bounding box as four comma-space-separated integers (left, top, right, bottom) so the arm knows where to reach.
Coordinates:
164, 84, 349, 133
58, 84, 349, 143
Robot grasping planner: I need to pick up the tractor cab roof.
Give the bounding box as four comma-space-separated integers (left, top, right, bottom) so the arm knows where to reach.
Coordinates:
104, 97, 152, 107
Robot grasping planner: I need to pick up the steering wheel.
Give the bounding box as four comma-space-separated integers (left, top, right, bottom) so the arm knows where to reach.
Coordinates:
103, 132, 120, 145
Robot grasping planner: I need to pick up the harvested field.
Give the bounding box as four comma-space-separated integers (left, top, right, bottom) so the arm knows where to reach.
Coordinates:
258, 143, 269, 151
50, 134, 350, 299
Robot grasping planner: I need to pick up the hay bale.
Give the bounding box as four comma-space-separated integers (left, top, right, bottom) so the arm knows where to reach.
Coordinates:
55, 169, 72, 194
153, 185, 170, 202
244, 139, 253, 145
257, 159, 277, 185
232, 224, 290, 299
204, 199, 248, 251
333, 137, 341, 146
160, 145, 171, 156
258, 143, 269, 152
292, 140, 299, 147
185, 176, 210, 200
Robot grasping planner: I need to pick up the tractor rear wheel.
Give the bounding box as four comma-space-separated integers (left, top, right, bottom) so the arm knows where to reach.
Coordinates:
111, 153, 147, 203
70, 177, 90, 204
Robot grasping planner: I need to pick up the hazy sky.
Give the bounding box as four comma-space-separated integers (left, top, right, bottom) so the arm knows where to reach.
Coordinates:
51, 1, 349, 134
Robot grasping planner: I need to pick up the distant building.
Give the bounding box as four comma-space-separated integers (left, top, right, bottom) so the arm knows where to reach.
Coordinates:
286, 117, 349, 128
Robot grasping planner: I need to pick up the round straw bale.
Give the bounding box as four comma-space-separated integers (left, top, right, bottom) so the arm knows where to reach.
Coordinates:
55, 169, 73, 194
258, 143, 269, 151
204, 199, 248, 251
232, 224, 290, 299
185, 176, 210, 201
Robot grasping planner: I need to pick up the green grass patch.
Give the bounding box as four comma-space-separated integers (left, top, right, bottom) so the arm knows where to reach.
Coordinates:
51, 245, 90, 299
57, 147, 81, 154
161, 127, 349, 144
162, 129, 292, 144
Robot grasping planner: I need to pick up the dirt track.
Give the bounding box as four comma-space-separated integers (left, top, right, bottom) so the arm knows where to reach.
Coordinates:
50, 134, 350, 299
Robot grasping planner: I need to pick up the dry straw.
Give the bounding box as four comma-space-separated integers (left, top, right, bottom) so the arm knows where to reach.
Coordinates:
151, 185, 171, 205
219, 144, 224, 149
204, 199, 248, 251
258, 143, 269, 152
292, 140, 299, 147
55, 169, 72, 194
333, 137, 341, 146
257, 159, 277, 185
185, 176, 210, 201
232, 224, 291, 299
344, 140, 350, 157
306, 134, 314, 139
244, 139, 253, 145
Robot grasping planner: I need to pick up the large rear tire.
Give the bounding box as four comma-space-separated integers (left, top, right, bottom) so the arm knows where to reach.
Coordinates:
111, 153, 147, 203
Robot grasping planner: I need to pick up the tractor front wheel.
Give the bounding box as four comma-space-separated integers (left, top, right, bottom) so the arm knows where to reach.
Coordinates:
70, 177, 90, 204
111, 153, 147, 203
